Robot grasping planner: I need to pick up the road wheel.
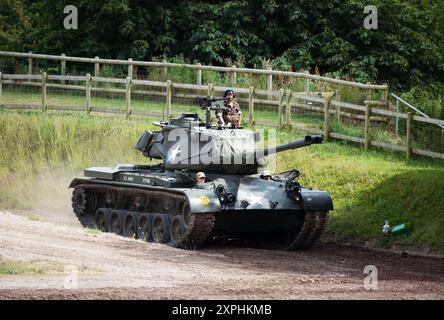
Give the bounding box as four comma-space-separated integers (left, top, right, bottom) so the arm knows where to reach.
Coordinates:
110, 210, 123, 235
181, 202, 192, 228
123, 214, 137, 238
152, 214, 170, 243
170, 215, 186, 247
94, 208, 108, 232
138, 215, 152, 242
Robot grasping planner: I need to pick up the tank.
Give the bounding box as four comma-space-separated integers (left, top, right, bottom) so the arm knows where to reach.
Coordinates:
69, 97, 333, 249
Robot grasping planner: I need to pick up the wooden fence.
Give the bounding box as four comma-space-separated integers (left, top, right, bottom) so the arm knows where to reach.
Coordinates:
0, 72, 443, 160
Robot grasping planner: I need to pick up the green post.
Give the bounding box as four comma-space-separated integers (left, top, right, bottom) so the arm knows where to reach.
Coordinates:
207, 83, 213, 97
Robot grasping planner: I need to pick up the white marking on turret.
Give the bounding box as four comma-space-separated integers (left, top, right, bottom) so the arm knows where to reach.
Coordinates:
248, 193, 264, 206
168, 144, 181, 163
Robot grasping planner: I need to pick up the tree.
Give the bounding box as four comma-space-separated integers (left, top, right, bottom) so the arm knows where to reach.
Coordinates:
0, 0, 29, 51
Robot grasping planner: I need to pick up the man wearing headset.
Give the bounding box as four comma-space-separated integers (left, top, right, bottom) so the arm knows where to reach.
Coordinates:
216, 89, 242, 127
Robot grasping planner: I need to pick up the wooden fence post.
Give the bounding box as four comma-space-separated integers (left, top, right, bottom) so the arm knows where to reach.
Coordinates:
28, 51, 33, 80
94, 56, 100, 77
383, 83, 388, 108
249, 86, 255, 126
267, 67, 273, 100
166, 80, 172, 119
61, 53, 66, 85
231, 65, 237, 87
162, 59, 168, 82
85, 73, 91, 114
364, 102, 371, 150
323, 96, 332, 141
285, 89, 291, 129
128, 58, 133, 79
304, 71, 310, 93
367, 82, 372, 104
207, 83, 213, 97
278, 88, 284, 129
0, 72, 3, 107
406, 112, 412, 160
197, 63, 202, 86
335, 87, 341, 122
126, 77, 131, 119
41, 72, 47, 112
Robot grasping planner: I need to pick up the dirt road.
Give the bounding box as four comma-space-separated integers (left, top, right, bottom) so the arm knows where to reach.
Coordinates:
0, 211, 443, 300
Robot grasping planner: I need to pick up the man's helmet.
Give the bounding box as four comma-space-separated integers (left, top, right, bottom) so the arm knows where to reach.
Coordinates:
223, 89, 235, 98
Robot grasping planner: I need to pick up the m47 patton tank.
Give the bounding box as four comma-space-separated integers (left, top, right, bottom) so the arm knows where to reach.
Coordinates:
70, 97, 333, 249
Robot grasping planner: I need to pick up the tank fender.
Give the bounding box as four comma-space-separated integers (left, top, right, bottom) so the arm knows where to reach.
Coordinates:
181, 189, 221, 213
300, 189, 334, 211
68, 177, 95, 188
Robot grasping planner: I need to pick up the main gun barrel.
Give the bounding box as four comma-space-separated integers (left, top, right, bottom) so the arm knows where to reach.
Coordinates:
257, 135, 323, 157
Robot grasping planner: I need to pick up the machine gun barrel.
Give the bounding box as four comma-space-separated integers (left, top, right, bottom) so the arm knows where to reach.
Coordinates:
192, 96, 228, 110
257, 135, 323, 157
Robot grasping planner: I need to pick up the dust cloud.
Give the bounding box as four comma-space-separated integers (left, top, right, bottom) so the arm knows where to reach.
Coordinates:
10, 168, 81, 226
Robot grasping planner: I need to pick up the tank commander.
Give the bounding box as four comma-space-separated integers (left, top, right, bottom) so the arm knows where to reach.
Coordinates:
196, 172, 206, 184
216, 89, 242, 127
260, 170, 271, 181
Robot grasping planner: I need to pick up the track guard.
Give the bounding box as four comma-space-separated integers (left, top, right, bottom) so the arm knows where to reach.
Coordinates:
300, 189, 334, 212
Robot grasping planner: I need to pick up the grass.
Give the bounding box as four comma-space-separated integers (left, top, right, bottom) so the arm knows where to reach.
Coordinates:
0, 259, 46, 275
86, 228, 101, 235
0, 103, 443, 253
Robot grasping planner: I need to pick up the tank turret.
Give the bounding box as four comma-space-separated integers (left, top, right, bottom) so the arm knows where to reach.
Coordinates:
135, 109, 323, 174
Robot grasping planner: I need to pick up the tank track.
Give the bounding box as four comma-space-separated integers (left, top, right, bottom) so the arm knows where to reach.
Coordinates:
72, 185, 326, 250
285, 211, 328, 250
71, 184, 214, 249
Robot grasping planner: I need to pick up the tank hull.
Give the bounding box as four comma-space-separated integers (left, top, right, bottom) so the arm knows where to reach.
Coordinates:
70, 164, 333, 249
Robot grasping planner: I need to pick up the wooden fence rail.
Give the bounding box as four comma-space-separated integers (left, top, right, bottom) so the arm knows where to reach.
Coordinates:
0, 50, 389, 92
0, 72, 443, 160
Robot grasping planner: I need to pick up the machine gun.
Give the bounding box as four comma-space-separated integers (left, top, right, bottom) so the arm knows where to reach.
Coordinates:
193, 96, 229, 127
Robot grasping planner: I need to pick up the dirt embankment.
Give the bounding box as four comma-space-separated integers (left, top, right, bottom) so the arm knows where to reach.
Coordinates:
0, 211, 443, 300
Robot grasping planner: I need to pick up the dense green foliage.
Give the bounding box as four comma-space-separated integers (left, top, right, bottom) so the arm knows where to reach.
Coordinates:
1, 0, 443, 90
